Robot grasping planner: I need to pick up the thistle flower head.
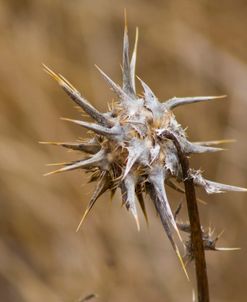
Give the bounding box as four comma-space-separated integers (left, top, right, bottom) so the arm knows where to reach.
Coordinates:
42, 22, 247, 275
173, 203, 241, 264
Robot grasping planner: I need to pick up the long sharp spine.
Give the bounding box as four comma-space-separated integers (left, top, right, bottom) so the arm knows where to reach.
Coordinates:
148, 167, 182, 242
61, 118, 122, 137
76, 172, 111, 231
40, 141, 100, 154
43, 64, 110, 126
122, 18, 135, 97
121, 173, 140, 231
193, 139, 236, 146
146, 180, 188, 279
205, 180, 247, 194
130, 27, 139, 93
135, 184, 148, 224
164, 95, 226, 110
191, 170, 247, 194
44, 149, 107, 176
185, 142, 224, 154
95, 65, 132, 104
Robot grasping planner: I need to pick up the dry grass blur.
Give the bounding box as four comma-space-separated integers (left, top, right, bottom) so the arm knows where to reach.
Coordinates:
0, 1, 247, 301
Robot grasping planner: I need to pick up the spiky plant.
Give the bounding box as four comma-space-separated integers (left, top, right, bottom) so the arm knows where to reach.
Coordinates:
42, 23, 246, 276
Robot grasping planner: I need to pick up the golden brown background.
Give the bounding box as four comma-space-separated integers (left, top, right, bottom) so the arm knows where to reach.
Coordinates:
0, 1, 247, 301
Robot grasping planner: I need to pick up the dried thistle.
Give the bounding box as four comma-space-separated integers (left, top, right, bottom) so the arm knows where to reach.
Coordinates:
174, 203, 241, 264
42, 22, 246, 277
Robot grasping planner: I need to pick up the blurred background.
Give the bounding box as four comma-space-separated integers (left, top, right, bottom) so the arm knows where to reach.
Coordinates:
0, 0, 247, 301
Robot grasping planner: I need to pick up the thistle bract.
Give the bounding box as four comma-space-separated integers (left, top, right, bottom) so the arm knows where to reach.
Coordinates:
42, 24, 246, 274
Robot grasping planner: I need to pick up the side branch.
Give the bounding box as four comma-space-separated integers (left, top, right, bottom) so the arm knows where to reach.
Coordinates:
161, 131, 209, 302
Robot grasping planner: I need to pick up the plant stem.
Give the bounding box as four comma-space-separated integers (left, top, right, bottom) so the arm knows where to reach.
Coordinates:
162, 131, 209, 302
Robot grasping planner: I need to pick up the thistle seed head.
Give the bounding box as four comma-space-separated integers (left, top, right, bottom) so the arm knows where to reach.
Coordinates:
42, 22, 247, 275
182, 224, 241, 263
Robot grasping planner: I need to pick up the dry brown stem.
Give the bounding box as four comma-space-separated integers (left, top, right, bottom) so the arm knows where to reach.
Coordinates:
162, 131, 209, 302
